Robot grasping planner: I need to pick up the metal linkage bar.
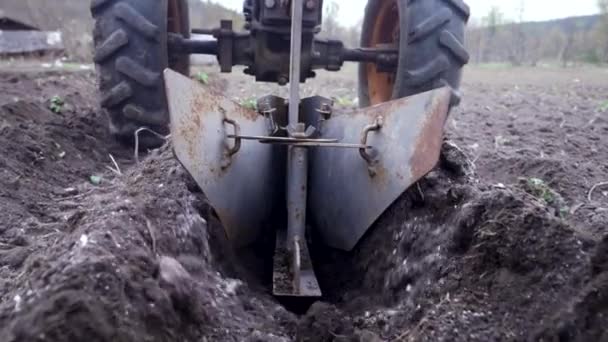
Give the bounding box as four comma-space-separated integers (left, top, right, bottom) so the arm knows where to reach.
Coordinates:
288, 0, 304, 125
167, 33, 218, 55
341, 47, 399, 69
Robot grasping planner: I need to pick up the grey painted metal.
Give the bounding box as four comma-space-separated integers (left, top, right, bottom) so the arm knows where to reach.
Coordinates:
285, 143, 311, 295
272, 230, 322, 297
300, 96, 333, 127
273, 0, 322, 297
227, 135, 338, 143
288, 0, 303, 125
189, 33, 217, 65
287, 144, 308, 250
164, 69, 279, 247
308, 87, 453, 251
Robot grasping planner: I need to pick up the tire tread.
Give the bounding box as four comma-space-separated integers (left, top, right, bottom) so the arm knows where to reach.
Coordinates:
91, 0, 178, 148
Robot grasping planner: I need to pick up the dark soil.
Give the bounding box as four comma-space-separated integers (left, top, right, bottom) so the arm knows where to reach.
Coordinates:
0, 67, 607, 341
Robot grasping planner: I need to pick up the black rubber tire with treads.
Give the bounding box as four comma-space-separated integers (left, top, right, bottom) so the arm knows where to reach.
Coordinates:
91, 0, 189, 148
359, 0, 470, 107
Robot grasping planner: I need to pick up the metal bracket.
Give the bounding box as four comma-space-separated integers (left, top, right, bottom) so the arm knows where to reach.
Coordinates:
222, 118, 241, 169
257, 95, 288, 135
223, 118, 242, 157
359, 116, 383, 176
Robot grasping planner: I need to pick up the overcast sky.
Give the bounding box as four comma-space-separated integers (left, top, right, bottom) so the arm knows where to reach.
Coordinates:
220, 0, 600, 27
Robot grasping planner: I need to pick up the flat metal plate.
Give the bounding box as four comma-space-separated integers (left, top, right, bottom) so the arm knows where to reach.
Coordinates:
308, 87, 452, 251
165, 69, 279, 247
272, 231, 322, 297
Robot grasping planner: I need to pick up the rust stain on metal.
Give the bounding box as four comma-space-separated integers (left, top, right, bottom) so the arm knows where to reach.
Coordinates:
409, 89, 451, 180
357, 96, 410, 119
372, 164, 389, 185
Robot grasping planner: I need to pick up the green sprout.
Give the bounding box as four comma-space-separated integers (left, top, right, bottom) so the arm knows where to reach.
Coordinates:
334, 96, 355, 107
520, 177, 568, 217
194, 71, 210, 85
599, 100, 608, 113
89, 175, 102, 186
50, 96, 65, 113
240, 97, 258, 111
525, 178, 555, 204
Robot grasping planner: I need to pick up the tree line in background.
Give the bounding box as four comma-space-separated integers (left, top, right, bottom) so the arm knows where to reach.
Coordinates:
467, 0, 608, 66
317, 1, 361, 48
6, 0, 607, 67
321, 0, 608, 67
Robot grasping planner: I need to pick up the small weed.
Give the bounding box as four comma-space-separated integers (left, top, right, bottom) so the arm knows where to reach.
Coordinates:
519, 177, 568, 217
49, 96, 65, 113
599, 100, 608, 112
525, 178, 555, 203
334, 96, 355, 107
240, 97, 258, 111
89, 175, 102, 185
194, 71, 210, 85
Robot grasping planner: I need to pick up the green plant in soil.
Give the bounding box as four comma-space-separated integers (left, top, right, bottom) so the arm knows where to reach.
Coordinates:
240, 97, 258, 111
194, 71, 210, 85
334, 96, 355, 107
90, 175, 102, 185
49, 96, 65, 113
519, 177, 568, 217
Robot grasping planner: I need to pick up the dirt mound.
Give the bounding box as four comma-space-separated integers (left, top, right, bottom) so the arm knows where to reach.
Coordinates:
534, 235, 608, 341
0, 147, 295, 341
0, 72, 294, 341
306, 145, 602, 340
1, 69, 607, 341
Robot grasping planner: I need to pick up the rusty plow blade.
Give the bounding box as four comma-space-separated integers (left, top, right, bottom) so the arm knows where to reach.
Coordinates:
164, 69, 320, 298
164, 69, 281, 247
306, 87, 452, 251
164, 68, 452, 298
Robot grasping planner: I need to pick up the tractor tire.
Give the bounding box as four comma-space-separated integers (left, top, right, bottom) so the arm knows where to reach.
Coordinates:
358, 0, 470, 107
91, 0, 190, 149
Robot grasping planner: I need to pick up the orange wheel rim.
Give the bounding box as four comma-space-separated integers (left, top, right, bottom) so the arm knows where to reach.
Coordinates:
366, 0, 399, 105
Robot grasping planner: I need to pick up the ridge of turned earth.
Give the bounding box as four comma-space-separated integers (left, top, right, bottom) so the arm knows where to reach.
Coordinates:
0, 69, 606, 341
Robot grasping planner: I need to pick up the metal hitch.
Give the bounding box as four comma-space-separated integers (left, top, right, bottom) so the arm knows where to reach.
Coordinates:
164, 69, 451, 297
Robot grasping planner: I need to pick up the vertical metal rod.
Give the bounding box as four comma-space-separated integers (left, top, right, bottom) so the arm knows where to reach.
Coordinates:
287, 0, 306, 251
286, 0, 307, 295
286, 138, 308, 294
287, 143, 308, 249
288, 0, 303, 125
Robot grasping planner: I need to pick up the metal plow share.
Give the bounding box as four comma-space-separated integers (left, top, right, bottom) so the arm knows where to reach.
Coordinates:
164, 2, 451, 298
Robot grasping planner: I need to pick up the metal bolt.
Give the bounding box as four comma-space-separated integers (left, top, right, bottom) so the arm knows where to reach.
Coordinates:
278, 75, 289, 86
265, 0, 276, 8
305, 0, 316, 10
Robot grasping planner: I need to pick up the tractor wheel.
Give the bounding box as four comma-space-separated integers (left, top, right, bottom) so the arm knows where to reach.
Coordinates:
91, 0, 190, 148
358, 0, 470, 107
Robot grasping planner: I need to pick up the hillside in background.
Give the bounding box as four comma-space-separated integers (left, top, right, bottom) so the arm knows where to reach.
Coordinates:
467, 14, 608, 65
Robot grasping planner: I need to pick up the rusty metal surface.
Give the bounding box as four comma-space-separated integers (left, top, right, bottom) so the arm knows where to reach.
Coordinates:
308, 87, 452, 251
165, 69, 280, 247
